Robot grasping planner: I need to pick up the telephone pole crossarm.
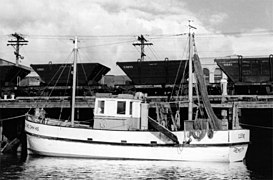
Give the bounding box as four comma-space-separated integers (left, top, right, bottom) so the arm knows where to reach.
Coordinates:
132, 35, 153, 61
7, 33, 28, 65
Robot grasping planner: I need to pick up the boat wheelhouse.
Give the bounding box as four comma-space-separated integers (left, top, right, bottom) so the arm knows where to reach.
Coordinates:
93, 94, 148, 130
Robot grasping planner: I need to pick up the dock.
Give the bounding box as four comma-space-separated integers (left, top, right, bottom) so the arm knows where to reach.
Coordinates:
1, 94, 272, 155
1, 95, 273, 109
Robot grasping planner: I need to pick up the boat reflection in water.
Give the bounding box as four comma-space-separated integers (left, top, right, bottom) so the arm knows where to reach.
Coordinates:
1, 154, 252, 179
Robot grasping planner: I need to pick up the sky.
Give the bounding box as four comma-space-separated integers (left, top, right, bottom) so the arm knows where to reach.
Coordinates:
0, 0, 272, 75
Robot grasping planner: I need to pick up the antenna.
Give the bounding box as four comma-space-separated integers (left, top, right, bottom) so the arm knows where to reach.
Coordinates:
188, 20, 197, 33
133, 35, 153, 61
7, 33, 28, 66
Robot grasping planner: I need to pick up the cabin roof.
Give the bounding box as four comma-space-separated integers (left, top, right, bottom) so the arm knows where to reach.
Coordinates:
95, 94, 143, 102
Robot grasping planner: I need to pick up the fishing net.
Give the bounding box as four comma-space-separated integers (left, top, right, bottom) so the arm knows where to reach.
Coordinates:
193, 54, 222, 130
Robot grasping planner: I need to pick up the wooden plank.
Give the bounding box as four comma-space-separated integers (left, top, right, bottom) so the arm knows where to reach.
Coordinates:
148, 117, 179, 144
236, 102, 273, 108
0, 100, 95, 108
4, 99, 273, 109
2, 94, 273, 108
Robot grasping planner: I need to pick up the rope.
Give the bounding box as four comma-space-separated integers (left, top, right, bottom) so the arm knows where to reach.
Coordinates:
0, 114, 26, 122
240, 123, 273, 130
58, 55, 73, 120
171, 35, 189, 99
190, 129, 206, 141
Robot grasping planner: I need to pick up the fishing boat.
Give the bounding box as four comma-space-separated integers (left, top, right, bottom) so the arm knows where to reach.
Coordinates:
25, 30, 249, 162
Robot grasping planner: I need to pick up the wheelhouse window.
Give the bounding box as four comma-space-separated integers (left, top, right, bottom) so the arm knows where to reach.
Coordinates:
97, 100, 105, 114
117, 101, 126, 115
129, 102, 133, 115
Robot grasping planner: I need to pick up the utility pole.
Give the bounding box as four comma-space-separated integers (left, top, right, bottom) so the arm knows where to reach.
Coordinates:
133, 35, 153, 61
7, 33, 28, 66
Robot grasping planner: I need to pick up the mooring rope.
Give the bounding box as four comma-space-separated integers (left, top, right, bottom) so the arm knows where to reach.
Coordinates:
0, 114, 26, 122
240, 123, 273, 130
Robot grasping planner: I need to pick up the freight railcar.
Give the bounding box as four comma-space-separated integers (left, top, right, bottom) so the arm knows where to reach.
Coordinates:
215, 55, 273, 94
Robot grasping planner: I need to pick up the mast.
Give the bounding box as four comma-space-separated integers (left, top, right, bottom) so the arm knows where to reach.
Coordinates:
71, 36, 78, 127
188, 21, 196, 121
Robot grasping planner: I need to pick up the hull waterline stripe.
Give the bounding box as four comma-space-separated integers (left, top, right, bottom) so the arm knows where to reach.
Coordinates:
25, 131, 249, 148
27, 149, 177, 161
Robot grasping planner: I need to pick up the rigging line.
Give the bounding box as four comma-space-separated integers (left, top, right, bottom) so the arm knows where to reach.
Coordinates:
0, 114, 26, 122
77, 52, 93, 97
176, 58, 188, 101
239, 123, 273, 130
91, 68, 106, 86
30, 50, 74, 110
59, 57, 73, 120
170, 35, 189, 99
147, 46, 159, 60
79, 40, 135, 49
48, 56, 73, 97
46, 52, 73, 98
177, 40, 190, 99
45, 63, 71, 105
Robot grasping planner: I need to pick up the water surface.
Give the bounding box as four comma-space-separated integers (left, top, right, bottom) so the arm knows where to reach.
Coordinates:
1, 153, 265, 179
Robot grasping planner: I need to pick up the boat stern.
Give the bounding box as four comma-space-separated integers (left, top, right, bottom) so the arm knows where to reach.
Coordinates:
228, 129, 250, 162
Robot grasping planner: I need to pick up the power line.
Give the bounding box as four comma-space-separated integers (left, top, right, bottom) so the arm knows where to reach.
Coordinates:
0, 30, 272, 41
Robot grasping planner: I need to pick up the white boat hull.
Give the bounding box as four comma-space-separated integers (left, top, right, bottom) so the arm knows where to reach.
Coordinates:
25, 118, 249, 162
